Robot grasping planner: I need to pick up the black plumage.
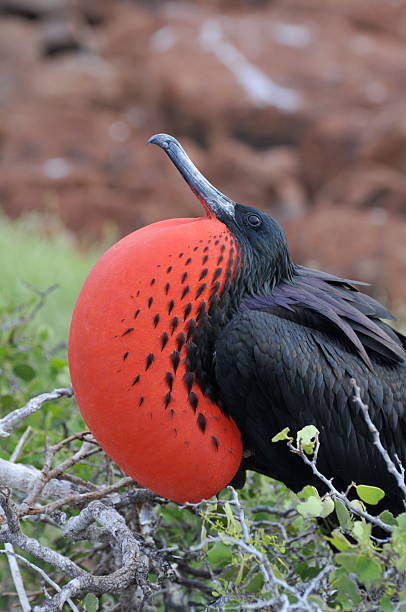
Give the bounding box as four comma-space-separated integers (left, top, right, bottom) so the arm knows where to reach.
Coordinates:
216, 263, 406, 514
149, 134, 406, 515
213, 203, 406, 514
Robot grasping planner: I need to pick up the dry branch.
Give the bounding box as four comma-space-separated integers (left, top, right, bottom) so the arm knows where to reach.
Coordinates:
351, 377, 406, 508
0, 387, 73, 438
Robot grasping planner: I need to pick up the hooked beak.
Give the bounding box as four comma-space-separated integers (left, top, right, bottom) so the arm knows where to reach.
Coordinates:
147, 133, 235, 219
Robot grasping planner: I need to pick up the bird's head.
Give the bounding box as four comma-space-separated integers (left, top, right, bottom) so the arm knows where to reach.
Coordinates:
149, 133, 295, 295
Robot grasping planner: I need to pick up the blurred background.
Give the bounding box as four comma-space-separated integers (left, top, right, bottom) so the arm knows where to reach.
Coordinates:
1, 0, 406, 335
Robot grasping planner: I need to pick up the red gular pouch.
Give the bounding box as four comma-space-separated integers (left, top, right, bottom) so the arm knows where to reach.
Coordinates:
69, 214, 242, 503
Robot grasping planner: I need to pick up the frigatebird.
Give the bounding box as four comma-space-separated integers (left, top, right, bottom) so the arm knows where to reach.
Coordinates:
69, 134, 406, 514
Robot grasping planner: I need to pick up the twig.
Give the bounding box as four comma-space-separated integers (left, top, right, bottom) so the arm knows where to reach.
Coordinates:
351, 378, 406, 508
251, 505, 295, 518
0, 550, 80, 612
204, 535, 323, 611
0, 491, 86, 579
22, 440, 100, 509
0, 387, 73, 437
229, 487, 250, 540
22, 477, 136, 516
0, 283, 58, 332
287, 438, 392, 534
4, 542, 30, 611
4, 427, 34, 612
0, 458, 88, 499
9, 426, 32, 462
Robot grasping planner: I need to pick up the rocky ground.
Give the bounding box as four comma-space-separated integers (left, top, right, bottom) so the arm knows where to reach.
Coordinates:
1, 0, 406, 308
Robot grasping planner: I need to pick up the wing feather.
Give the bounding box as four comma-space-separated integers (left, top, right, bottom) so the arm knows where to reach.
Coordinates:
242, 265, 406, 367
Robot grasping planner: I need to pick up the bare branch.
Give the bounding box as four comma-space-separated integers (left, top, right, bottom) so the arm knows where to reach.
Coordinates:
4, 427, 34, 612
0, 492, 86, 579
0, 550, 80, 612
0, 388, 73, 438
32, 501, 155, 612
351, 378, 406, 508
9, 426, 32, 463
22, 477, 138, 516
4, 542, 30, 611
0, 458, 87, 499
21, 439, 99, 509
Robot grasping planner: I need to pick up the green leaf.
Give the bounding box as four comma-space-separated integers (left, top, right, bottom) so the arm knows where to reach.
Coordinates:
325, 529, 351, 552
380, 593, 395, 612
50, 357, 68, 370
396, 513, 406, 531
352, 520, 372, 547
350, 499, 366, 514
1, 394, 17, 410
224, 502, 239, 532
39, 328, 49, 341
83, 593, 99, 612
308, 595, 329, 609
332, 570, 361, 609
335, 499, 351, 530
246, 573, 264, 593
379, 510, 396, 527
272, 427, 292, 443
296, 562, 323, 581
297, 490, 333, 517
297, 496, 323, 518
207, 542, 232, 566
13, 363, 36, 381
298, 485, 320, 500
296, 425, 319, 454
357, 557, 382, 586
319, 495, 335, 518
336, 553, 382, 586
355, 485, 385, 505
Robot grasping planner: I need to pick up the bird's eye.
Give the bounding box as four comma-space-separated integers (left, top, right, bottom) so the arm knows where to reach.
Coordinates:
247, 214, 262, 228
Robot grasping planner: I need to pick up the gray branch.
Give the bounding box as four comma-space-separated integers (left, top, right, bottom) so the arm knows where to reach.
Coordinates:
287, 438, 392, 534
351, 378, 406, 508
0, 550, 80, 612
33, 501, 154, 612
0, 458, 87, 500
0, 492, 86, 579
0, 388, 73, 438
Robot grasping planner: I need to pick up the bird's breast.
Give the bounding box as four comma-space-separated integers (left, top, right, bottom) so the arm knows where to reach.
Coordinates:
68, 216, 242, 502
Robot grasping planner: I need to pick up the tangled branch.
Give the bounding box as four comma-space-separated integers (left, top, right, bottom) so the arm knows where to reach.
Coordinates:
1, 376, 404, 610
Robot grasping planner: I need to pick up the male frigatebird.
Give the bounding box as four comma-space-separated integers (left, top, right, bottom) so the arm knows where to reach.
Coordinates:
69, 134, 406, 514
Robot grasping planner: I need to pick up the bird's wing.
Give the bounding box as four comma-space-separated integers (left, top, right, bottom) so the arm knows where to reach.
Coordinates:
242, 265, 406, 368
215, 270, 406, 509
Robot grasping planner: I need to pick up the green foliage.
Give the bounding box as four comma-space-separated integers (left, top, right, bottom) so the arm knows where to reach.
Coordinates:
0, 291, 76, 462
272, 424, 320, 454
355, 484, 386, 505
297, 486, 334, 518
271, 426, 292, 443
83, 593, 100, 611
296, 424, 320, 455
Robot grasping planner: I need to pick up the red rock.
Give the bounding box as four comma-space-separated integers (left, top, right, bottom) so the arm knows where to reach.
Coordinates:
313, 164, 406, 217
285, 207, 406, 309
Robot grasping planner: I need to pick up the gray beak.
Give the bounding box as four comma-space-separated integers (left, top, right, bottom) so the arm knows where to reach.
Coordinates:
148, 133, 235, 219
